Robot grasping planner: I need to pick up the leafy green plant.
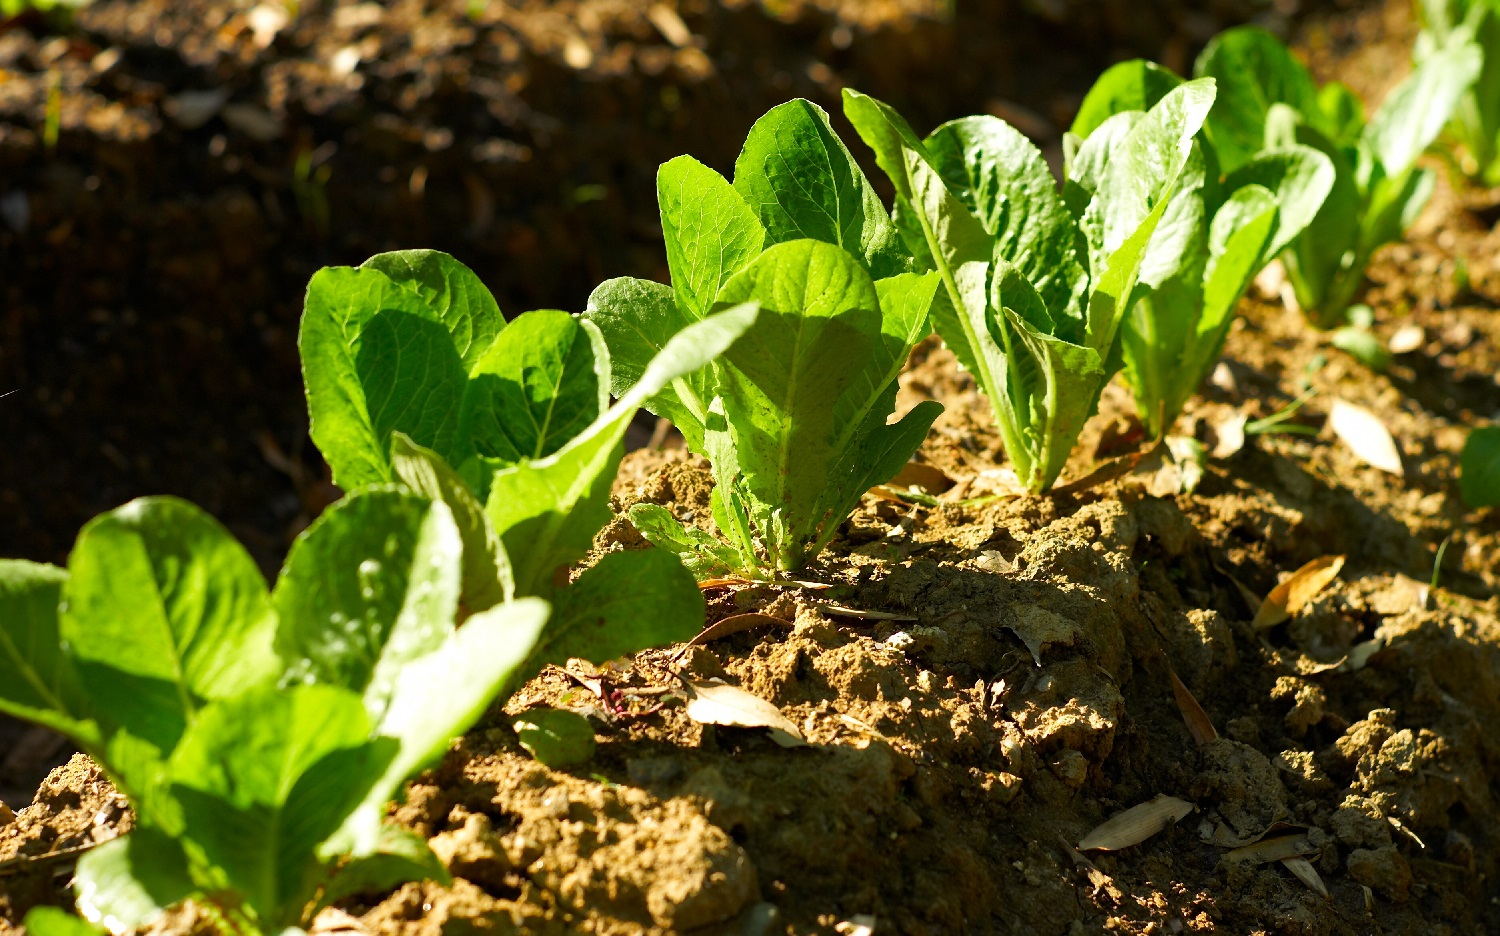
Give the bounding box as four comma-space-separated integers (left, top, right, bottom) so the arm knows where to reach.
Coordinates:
300, 249, 755, 665
1066, 60, 1335, 437
1415, 0, 1500, 184
0, 492, 550, 934
1460, 424, 1500, 507
839, 81, 1213, 491
584, 101, 943, 576
0, 0, 89, 19
1196, 26, 1481, 328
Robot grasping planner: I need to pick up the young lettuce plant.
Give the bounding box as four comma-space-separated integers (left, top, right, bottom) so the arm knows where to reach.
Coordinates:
1415, 0, 1500, 184
584, 100, 943, 577
1196, 26, 1481, 328
0, 492, 550, 934
1067, 59, 1336, 437
840, 80, 1214, 492
300, 250, 756, 668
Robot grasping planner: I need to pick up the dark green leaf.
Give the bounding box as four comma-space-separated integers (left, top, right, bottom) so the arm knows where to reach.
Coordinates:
513, 708, 597, 767
301, 251, 502, 488
1460, 425, 1500, 508
73, 826, 198, 933
626, 504, 740, 579
167, 684, 391, 928
531, 549, 702, 671
0, 561, 96, 743
320, 825, 451, 907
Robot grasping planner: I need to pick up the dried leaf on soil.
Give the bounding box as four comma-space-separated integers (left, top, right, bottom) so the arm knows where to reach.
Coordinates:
683, 680, 806, 747
1282, 857, 1329, 897
814, 603, 916, 621
1167, 667, 1218, 745
1252, 555, 1345, 629
1329, 400, 1403, 475
1078, 795, 1193, 851
1225, 833, 1316, 864
1388, 324, 1425, 354
674, 613, 790, 659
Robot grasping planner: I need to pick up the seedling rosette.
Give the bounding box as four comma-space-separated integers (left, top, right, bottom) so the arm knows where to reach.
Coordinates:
840, 80, 1215, 492
299, 249, 756, 670
0, 493, 549, 934
1415, 0, 1500, 185
1068, 60, 1336, 437
1196, 26, 1481, 327
585, 101, 944, 577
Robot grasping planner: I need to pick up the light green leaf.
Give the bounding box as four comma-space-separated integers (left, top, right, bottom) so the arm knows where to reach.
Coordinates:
1195, 26, 1323, 172
335, 597, 549, 855
1365, 40, 1482, 177
658, 155, 766, 320
0, 561, 97, 743
584, 277, 713, 449
1076, 79, 1217, 282
168, 684, 390, 928
465, 310, 609, 466
1071, 59, 1184, 138
529, 549, 703, 674
61, 497, 279, 754
358, 250, 505, 372
627, 504, 740, 579
734, 99, 907, 278
924, 115, 1088, 323
1460, 425, 1500, 508
273, 487, 462, 723
390, 433, 512, 612
513, 708, 597, 767
488, 304, 757, 595
74, 827, 197, 934
301, 258, 490, 489
1224, 145, 1337, 258
23, 908, 103, 936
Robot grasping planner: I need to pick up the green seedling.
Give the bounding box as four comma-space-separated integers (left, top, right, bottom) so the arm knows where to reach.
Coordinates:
1416, 0, 1500, 184
840, 81, 1213, 491
1460, 423, 1500, 507
1328, 304, 1393, 370
1068, 60, 1335, 437
301, 249, 756, 670
1196, 26, 1481, 328
586, 101, 942, 575
0, 492, 550, 934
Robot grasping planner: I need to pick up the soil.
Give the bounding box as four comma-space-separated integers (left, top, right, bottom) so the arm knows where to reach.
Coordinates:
4, 0, 1500, 934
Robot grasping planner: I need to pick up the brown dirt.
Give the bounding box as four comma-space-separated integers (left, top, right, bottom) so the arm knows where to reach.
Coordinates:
6, 0, 1500, 934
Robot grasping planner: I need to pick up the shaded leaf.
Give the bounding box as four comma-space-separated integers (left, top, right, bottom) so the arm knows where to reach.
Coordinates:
1460, 425, 1500, 508
1078, 795, 1194, 851
320, 825, 451, 907
73, 828, 197, 935
0, 561, 96, 743
63, 497, 279, 755
512, 708, 596, 767
273, 487, 462, 722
